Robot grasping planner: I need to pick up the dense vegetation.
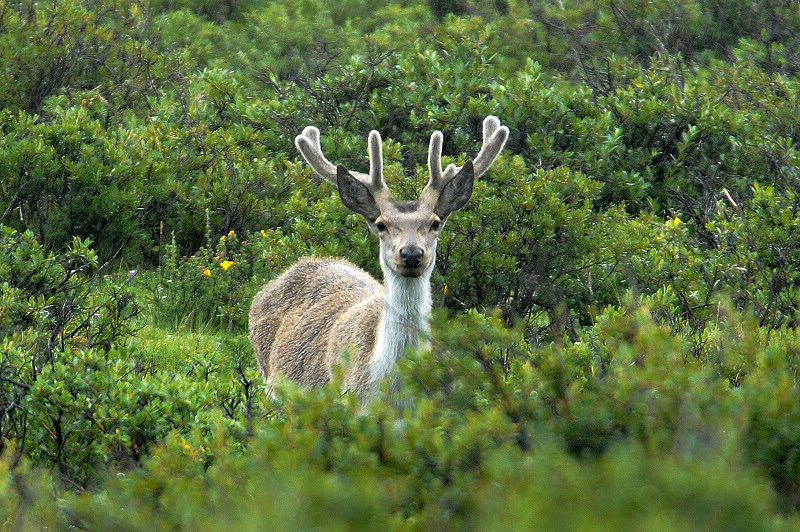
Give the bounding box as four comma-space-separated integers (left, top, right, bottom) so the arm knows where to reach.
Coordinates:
3, 0, 800, 528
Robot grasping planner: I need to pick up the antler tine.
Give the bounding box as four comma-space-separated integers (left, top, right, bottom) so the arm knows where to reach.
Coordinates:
368, 130, 387, 191
483, 114, 501, 137
472, 115, 509, 178
420, 116, 507, 208
427, 130, 444, 190
295, 126, 338, 184
437, 115, 509, 182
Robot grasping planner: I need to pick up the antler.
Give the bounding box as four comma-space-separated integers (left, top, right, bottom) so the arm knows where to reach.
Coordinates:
427, 130, 445, 191
295, 126, 337, 183
366, 130, 385, 193
296, 116, 507, 212
471, 115, 510, 178
295, 126, 388, 195
421, 115, 509, 204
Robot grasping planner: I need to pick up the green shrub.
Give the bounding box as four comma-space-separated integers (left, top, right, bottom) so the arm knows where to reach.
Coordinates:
0, 225, 129, 358
708, 184, 800, 329
742, 336, 800, 512
0, 0, 172, 115
0, 109, 151, 262
477, 442, 780, 531
4, 0, 800, 527
3, 302, 800, 526
0, 226, 260, 488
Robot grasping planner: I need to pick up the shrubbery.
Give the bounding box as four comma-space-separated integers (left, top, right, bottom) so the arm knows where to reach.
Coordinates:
5, 303, 800, 528
3, 0, 800, 528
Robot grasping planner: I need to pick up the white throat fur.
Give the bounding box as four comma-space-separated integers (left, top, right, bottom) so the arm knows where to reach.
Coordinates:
368, 253, 434, 389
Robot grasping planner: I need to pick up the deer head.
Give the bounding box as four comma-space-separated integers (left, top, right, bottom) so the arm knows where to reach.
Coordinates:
295, 116, 509, 279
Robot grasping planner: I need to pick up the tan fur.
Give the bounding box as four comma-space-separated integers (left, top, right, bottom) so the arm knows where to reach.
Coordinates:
249, 257, 382, 394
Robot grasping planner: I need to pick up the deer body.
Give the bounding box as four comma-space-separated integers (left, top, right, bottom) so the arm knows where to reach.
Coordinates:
249, 116, 508, 401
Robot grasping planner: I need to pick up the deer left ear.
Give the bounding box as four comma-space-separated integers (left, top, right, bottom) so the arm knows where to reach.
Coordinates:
336, 166, 381, 222
434, 160, 474, 218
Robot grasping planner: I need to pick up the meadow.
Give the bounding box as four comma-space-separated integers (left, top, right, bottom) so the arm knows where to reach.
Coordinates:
3, 0, 800, 528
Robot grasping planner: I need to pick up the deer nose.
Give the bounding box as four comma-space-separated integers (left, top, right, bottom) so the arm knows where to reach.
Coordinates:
399, 245, 424, 268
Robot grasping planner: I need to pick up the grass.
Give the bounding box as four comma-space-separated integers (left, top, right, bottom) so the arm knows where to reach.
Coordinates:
127, 324, 250, 375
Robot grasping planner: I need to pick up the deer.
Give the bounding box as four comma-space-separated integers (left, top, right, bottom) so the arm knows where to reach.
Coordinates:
249, 115, 509, 402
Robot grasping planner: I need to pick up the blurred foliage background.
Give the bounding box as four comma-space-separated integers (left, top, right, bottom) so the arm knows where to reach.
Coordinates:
3, 0, 800, 528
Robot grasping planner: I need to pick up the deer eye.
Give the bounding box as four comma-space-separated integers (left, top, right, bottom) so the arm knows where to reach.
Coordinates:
430, 219, 441, 231
375, 221, 387, 232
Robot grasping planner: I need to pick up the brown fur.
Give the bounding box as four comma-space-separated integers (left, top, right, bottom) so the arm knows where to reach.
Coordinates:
249, 257, 383, 395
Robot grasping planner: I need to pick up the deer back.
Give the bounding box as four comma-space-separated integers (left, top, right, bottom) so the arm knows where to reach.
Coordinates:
249, 257, 382, 389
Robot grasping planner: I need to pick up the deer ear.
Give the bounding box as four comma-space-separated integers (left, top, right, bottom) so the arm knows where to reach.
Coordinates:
336, 166, 381, 222
434, 160, 474, 218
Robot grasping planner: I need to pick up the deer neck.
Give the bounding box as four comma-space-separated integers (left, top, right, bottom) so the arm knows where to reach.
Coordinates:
369, 254, 434, 388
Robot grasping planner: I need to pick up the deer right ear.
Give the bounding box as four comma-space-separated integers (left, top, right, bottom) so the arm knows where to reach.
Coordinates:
434, 160, 475, 219
336, 166, 381, 222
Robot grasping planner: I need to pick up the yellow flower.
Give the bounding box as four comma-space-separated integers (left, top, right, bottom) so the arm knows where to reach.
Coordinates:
665, 216, 683, 229
203, 268, 212, 277
228, 230, 235, 237
220, 260, 234, 271
260, 229, 267, 237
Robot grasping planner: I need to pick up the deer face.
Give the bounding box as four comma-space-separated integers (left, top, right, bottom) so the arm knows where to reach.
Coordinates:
294, 116, 508, 278
336, 162, 474, 279
372, 205, 441, 278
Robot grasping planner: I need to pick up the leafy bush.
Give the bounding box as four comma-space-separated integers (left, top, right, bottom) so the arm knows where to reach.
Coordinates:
0, 108, 151, 261
0, 225, 134, 359
4, 0, 800, 527
524, 0, 800, 76
0, 0, 173, 115
0, 226, 259, 489
3, 308, 799, 528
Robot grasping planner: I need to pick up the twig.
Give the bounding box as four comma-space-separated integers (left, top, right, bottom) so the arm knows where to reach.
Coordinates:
722, 188, 738, 208
0, 188, 20, 223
